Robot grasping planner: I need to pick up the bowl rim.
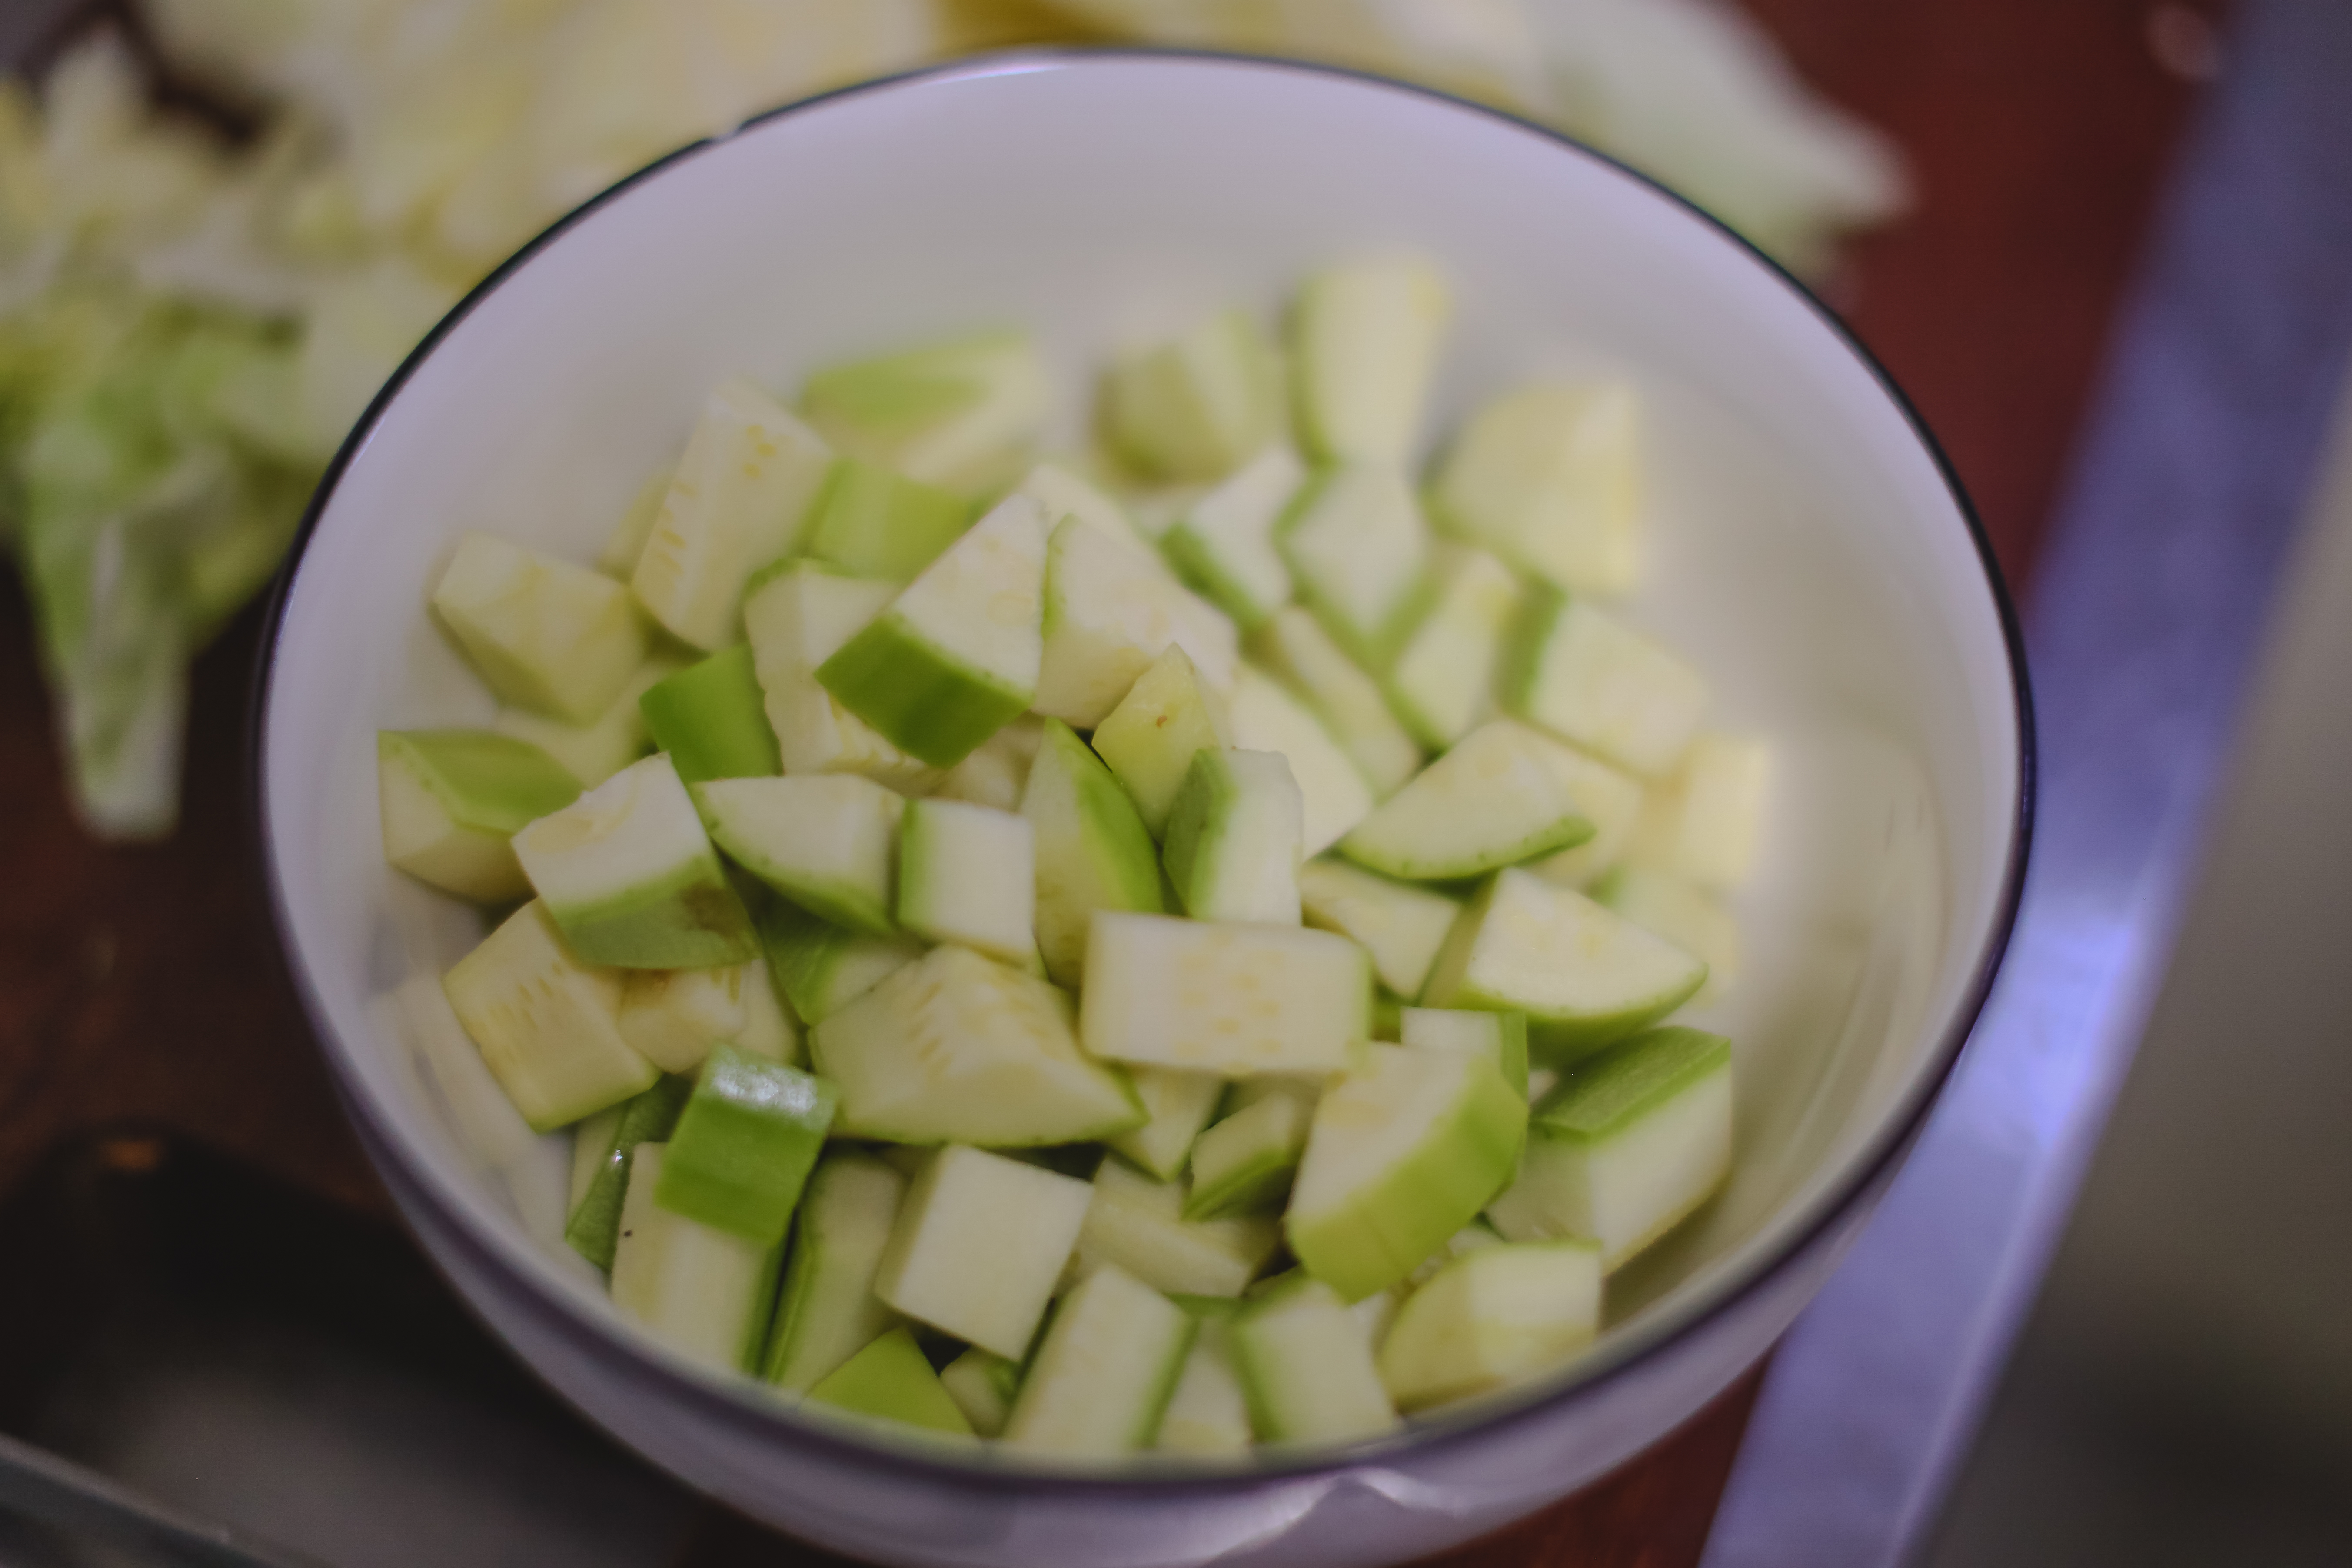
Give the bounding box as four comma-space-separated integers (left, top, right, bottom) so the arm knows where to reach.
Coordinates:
253, 45, 2036, 1494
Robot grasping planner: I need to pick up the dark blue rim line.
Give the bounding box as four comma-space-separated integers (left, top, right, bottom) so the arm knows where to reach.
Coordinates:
250, 45, 2036, 1500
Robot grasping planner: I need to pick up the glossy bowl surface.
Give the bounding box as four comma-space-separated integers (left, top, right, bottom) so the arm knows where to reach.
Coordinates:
259, 50, 2030, 1568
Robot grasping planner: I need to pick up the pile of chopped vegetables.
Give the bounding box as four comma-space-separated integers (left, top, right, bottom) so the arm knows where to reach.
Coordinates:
0, 0, 1901, 839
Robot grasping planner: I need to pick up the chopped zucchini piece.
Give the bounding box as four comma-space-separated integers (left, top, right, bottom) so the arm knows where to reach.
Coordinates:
1035, 514, 1239, 727
1285, 1043, 1524, 1302
1376, 1239, 1602, 1412
629, 378, 832, 650
511, 753, 758, 969
872, 1145, 1093, 1360
817, 494, 1048, 768
1228, 1273, 1400, 1445
1163, 749, 1303, 925
1248, 606, 1422, 798
432, 532, 649, 722
442, 900, 656, 1132
1090, 645, 1232, 842
812, 945, 1143, 1147
378, 729, 580, 903
609, 1143, 781, 1374
1002, 1263, 1196, 1457
1503, 590, 1706, 778
1297, 858, 1459, 1001
1225, 666, 1374, 857
637, 646, 782, 784
1104, 307, 1282, 482
800, 329, 1049, 497
1486, 1027, 1732, 1270
807, 1326, 974, 1437
696, 773, 904, 937
1081, 912, 1370, 1078
802, 456, 976, 583
1159, 445, 1304, 629
765, 1152, 909, 1394
1291, 256, 1450, 465
1337, 720, 1594, 881
1421, 868, 1705, 1061
1023, 717, 1166, 987
1385, 543, 1523, 750
895, 798, 1037, 966
653, 1044, 835, 1244
1276, 463, 1434, 669
1430, 383, 1640, 596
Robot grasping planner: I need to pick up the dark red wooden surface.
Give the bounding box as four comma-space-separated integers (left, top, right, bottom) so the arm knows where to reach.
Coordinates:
0, 4, 2224, 1562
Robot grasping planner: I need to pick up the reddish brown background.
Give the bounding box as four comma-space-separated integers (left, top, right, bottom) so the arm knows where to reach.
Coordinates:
0, 3, 2229, 1561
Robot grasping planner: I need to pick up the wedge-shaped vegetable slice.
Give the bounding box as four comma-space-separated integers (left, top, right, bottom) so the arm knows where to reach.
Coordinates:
615, 963, 746, 1074
696, 774, 902, 937
758, 902, 924, 1026
512, 753, 757, 969
741, 560, 937, 794
931, 713, 1044, 814
1286, 1043, 1525, 1301
378, 729, 579, 902
765, 1152, 908, 1394
609, 1143, 781, 1374
1155, 1322, 1254, 1455
432, 532, 649, 721
1013, 459, 1160, 561
1081, 912, 1369, 1078
818, 493, 1047, 768
938, 1348, 1021, 1438
1226, 666, 1374, 857
1297, 859, 1460, 1001
1629, 732, 1771, 891
1402, 1007, 1530, 1102
1249, 607, 1422, 798
1291, 256, 1450, 465
1104, 307, 1282, 482
1430, 383, 1640, 596
1504, 590, 1707, 778
873, 1145, 1092, 1360
1377, 1239, 1602, 1412
1487, 1027, 1732, 1270
565, 1075, 692, 1272
1003, 1263, 1197, 1457
1186, 1091, 1310, 1221
1386, 543, 1524, 750
895, 798, 1036, 965
802, 456, 976, 583
1035, 515, 1239, 726
1024, 718, 1166, 987
654, 1045, 835, 1244
1105, 1067, 1227, 1184
813, 945, 1143, 1146
443, 900, 656, 1131
1091, 645, 1231, 842
1229, 1273, 1400, 1445
1422, 868, 1706, 1061
1277, 463, 1434, 669
638, 646, 781, 784
800, 329, 1049, 498
807, 1326, 973, 1438
1338, 720, 1595, 881
1593, 866, 1741, 1005
1163, 749, 1303, 925
1072, 1158, 1282, 1298
496, 656, 679, 791
630, 379, 833, 650
1160, 445, 1304, 630
1526, 743, 1647, 889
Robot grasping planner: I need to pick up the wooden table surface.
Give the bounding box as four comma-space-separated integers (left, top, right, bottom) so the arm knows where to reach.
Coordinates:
0, 3, 2223, 1562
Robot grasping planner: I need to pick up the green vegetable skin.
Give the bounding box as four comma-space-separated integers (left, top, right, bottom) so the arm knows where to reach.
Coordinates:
654, 1045, 838, 1243
638, 646, 782, 783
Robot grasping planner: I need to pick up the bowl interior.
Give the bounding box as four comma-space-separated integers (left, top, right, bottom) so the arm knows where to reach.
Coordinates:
263, 52, 2022, 1462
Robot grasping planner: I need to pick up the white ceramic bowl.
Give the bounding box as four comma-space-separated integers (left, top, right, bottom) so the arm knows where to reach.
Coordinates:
259, 51, 2029, 1568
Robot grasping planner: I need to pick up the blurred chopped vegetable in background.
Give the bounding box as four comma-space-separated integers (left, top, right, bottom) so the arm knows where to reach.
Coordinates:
0, 0, 1903, 841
